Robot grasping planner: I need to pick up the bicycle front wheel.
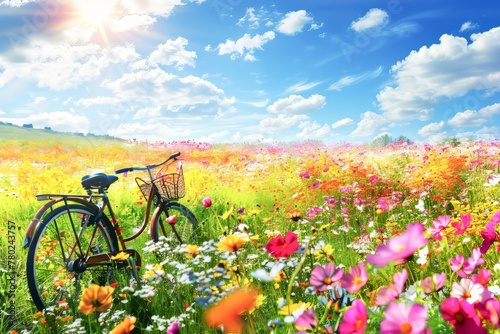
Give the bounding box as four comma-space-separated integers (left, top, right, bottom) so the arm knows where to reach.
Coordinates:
26, 204, 120, 311
151, 202, 200, 246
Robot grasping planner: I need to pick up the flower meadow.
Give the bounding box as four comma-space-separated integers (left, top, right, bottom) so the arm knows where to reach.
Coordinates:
2, 138, 500, 333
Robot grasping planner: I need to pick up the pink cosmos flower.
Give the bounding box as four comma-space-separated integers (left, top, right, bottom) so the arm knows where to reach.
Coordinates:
310, 263, 344, 291
341, 262, 368, 293
376, 269, 408, 306
450, 254, 466, 278
167, 322, 179, 334
380, 301, 428, 334
295, 308, 318, 333
471, 268, 492, 286
366, 223, 428, 268
463, 248, 485, 273
420, 273, 446, 294
338, 299, 367, 334
478, 298, 500, 328
441, 297, 486, 334
452, 213, 471, 235
450, 279, 485, 304
429, 215, 451, 240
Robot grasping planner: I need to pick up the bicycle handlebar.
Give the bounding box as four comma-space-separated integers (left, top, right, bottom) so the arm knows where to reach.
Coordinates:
115, 152, 181, 174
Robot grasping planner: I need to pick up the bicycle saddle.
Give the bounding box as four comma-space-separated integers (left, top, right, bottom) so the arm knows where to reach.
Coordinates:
81, 173, 118, 190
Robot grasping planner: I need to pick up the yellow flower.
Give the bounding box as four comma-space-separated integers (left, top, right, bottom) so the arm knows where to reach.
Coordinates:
185, 244, 200, 259
217, 234, 246, 252
262, 217, 273, 223
248, 294, 266, 314
278, 301, 311, 316
143, 263, 165, 281
222, 206, 234, 220
313, 244, 334, 260
110, 316, 136, 334
110, 251, 130, 261
78, 284, 114, 315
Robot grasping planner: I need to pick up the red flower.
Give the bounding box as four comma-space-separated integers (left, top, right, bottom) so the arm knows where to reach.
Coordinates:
265, 232, 299, 259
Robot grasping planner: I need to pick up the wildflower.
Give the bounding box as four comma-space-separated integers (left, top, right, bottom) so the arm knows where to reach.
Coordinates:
366, 223, 428, 268
204, 288, 259, 333
441, 297, 486, 334
78, 284, 114, 315
478, 298, 500, 328
428, 215, 450, 240
339, 299, 367, 334
167, 321, 180, 334
202, 197, 212, 208
376, 269, 408, 306
471, 268, 492, 286
452, 213, 471, 235
278, 301, 311, 322
265, 232, 299, 259
480, 221, 498, 254
221, 206, 234, 220
289, 209, 302, 221
310, 263, 344, 291
341, 262, 368, 293
166, 215, 177, 224
450, 279, 486, 304
250, 262, 285, 282
184, 244, 200, 259
295, 308, 318, 333
267, 318, 283, 329
110, 252, 130, 261
217, 234, 246, 252
314, 243, 334, 260
110, 316, 136, 334
420, 273, 446, 294
325, 286, 354, 311
143, 263, 165, 283
380, 301, 428, 334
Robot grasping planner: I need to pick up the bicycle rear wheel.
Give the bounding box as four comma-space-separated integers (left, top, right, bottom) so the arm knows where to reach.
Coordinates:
151, 202, 200, 246
26, 204, 121, 311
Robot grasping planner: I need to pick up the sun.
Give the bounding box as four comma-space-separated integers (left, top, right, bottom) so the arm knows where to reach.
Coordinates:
74, 0, 115, 27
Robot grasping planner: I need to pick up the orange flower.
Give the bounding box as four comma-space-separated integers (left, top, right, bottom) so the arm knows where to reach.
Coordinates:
78, 284, 114, 315
205, 288, 259, 333
110, 316, 136, 334
217, 234, 246, 252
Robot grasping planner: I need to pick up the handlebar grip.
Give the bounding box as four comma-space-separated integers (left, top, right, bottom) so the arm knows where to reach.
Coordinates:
115, 167, 134, 174
171, 152, 181, 159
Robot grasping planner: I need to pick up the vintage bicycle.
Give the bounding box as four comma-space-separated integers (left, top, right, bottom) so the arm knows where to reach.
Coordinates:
24, 152, 199, 311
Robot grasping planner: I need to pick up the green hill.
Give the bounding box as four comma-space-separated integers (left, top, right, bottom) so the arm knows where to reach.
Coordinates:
0, 123, 125, 147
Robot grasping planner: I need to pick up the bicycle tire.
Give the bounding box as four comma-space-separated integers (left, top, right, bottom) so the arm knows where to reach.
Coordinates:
150, 202, 200, 246
26, 204, 120, 311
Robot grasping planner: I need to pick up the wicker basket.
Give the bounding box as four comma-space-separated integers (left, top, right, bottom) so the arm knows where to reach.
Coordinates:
136, 162, 185, 201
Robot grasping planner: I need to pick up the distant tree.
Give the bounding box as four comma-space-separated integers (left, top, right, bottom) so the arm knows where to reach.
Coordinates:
394, 135, 412, 144
44, 126, 52, 131
22, 123, 33, 128
371, 134, 392, 147
442, 136, 461, 147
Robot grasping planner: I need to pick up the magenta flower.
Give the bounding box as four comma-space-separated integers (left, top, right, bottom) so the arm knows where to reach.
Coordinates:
202, 197, 212, 208
478, 298, 500, 328
429, 215, 451, 240
338, 299, 367, 334
380, 301, 428, 334
265, 232, 299, 259
450, 254, 466, 278
441, 297, 486, 334
167, 321, 179, 334
452, 213, 471, 235
420, 272, 446, 294
310, 263, 344, 291
376, 269, 408, 306
480, 222, 498, 254
295, 308, 318, 333
341, 262, 368, 293
463, 248, 485, 273
367, 223, 428, 268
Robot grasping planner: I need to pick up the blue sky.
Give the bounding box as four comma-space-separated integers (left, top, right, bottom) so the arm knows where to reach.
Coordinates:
0, 0, 499, 144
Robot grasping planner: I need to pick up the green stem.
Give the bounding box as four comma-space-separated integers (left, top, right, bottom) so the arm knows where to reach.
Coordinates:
286, 245, 309, 312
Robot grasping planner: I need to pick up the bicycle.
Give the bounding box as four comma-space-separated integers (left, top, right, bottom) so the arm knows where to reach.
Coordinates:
24, 152, 199, 311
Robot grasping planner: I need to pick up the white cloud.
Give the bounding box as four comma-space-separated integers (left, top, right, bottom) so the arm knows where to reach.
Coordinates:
448, 103, 500, 127
120, 0, 184, 17
102, 68, 224, 109
134, 37, 197, 70
296, 121, 331, 138
75, 96, 121, 107
197, 131, 230, 143
266, 94, 326, 114
111, 14, 157, 32
216, 31, 275, 60
377, 27, 500, 121
350, 8, 389, 32
259, 114, 308, 133
350, 111, 385, 137
0, 109, 5, 115
237, 8, 261, 29
459, 21, 479, 33
331, 118, 354, 129
327, 66, 382, 91
133, 106, 162, 119
285, 80, 324, 93
276, 10, 313, 35
108, 120, 192, 141
34, 96, 46, 104
0, 0, 35, 6
418, 121, 445, 137
0, 111, 90, 133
